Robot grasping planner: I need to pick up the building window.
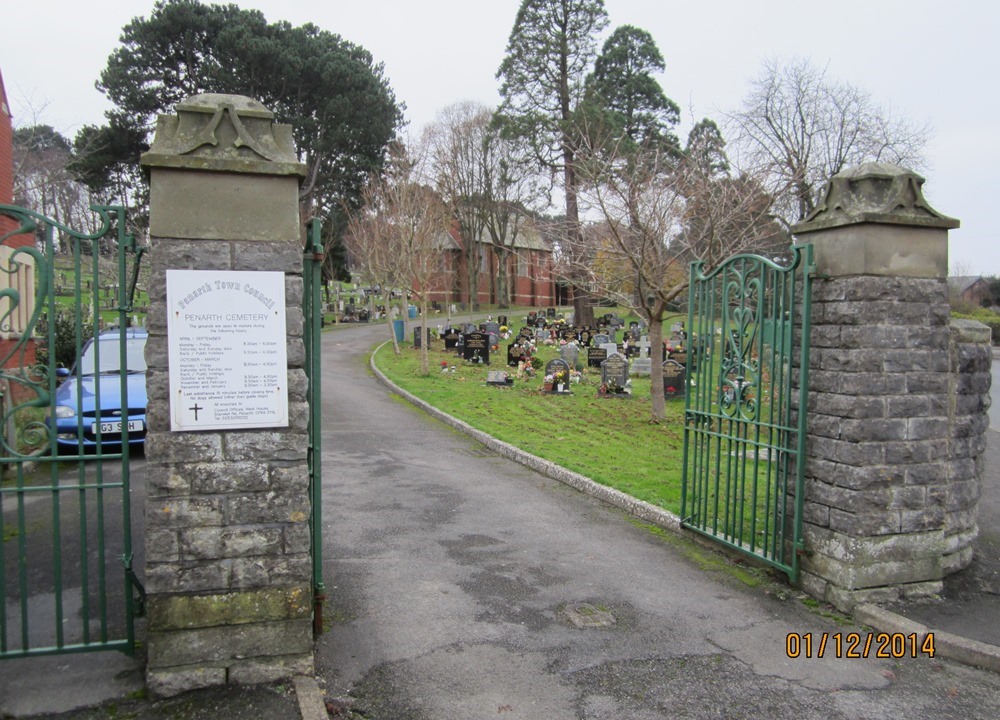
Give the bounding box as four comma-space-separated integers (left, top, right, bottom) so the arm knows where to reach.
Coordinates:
517, 252, 527, 277
0, 245, 35, 339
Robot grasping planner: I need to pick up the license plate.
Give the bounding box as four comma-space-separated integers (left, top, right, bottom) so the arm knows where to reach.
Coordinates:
92, 420, 145, 434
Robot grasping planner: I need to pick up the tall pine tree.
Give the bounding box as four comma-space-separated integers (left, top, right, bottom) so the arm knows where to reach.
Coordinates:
496, 0, 608, 326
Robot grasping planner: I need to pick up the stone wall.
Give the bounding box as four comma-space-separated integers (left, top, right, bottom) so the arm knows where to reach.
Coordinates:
140, 94, 313, 695
792, 163, 991, 611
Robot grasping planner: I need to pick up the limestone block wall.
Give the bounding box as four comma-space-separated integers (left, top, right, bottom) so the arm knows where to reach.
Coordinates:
791, 163, 991, 611
140, 93, 313, 695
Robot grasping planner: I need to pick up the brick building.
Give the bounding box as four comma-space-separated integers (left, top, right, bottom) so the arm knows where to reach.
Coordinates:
0, 67, 39, 382
429, 220, 557, 308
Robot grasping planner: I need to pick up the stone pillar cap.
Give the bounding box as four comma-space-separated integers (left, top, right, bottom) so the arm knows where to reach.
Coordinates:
140, 93, 307, 177
792, 162, 959, 234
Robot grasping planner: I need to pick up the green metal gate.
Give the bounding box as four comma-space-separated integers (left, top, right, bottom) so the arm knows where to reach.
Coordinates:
0, 204, 144, 658
303, 218, 325, 635
681, 245, 813, 581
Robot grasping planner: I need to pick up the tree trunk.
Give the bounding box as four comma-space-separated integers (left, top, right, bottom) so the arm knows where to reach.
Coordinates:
563, 144, 594, 327
648, 301, 666, 421
389, 301, 401, 355
573, 287, 595, 327
495, 247, 510, 308
419, 298, 430, 376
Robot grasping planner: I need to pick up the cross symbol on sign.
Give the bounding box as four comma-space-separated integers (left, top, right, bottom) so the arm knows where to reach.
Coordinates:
189, 403, 204, 421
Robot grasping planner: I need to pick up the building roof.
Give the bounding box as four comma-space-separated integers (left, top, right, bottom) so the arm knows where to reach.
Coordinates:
948, 276, 988, 294
0, 67, 9, 120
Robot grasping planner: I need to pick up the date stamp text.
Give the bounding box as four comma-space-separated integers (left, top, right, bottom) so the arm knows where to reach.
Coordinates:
785, 632, 935, 659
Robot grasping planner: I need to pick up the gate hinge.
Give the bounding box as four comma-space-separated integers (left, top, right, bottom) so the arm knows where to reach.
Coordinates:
123, 554, 147, 617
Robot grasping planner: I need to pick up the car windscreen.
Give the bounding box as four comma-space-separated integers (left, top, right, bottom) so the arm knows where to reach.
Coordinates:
78, 337, 147, 375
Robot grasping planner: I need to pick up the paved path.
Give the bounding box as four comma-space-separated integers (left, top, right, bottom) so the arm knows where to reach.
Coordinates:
313, 322, 1000, 720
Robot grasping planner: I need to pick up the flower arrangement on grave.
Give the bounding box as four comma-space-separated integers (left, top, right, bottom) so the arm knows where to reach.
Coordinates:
570, 370, 582, 383
599, 381, 630, 396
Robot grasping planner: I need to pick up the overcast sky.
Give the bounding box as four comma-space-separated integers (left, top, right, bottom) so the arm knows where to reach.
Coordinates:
2, 0, 996, 275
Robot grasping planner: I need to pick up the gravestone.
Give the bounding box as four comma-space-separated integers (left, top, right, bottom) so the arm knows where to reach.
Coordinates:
601, 352, 629, 391
443, 327, 460, 349
462, 323, 477, 334
629, 323, 641, 341
507, 343, 527, 367
486, 370, 513, 386
662, 360, 686, 398
488, 332, 500, 349
547, 307, 557, 318
519, 326, 534, 340
413, 325, 433, 348
535, 329, 551, 342
463, 331, 490, 364
535, 316, 547, 329
560, 343, 580, 370
637, 337, 651, 358
497, 315, 508, 327
544, 358, 572, 393
601, 342, 619, 358
631, 356, 652, 377
579, 329, 592, 347
358, 308, 369, 322
593, 333, 610, 346
485, 321, 501, 336
527, 311, 537, 324
587, 347, 608, 368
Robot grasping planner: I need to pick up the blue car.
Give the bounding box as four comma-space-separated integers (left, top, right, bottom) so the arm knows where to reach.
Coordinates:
50, 327, 148, 449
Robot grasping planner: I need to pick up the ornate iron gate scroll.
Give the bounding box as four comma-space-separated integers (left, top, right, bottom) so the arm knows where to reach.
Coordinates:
0, 204, 144, 658
681, 245, 813, 581
303, 218, 325, 635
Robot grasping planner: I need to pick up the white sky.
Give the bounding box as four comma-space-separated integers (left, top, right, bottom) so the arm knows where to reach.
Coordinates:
2, 0, 996, 274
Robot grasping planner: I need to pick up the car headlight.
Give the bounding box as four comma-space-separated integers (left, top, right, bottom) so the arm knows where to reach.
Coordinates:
54, 405, 76, 418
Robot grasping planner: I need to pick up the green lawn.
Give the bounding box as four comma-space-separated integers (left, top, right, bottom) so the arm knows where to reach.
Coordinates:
372, 331, 688, 514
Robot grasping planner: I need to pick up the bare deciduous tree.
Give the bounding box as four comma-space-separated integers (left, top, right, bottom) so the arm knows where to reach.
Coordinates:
575, 130, 782, 420
726, 57, 929, 225
423, 102, 489, 308
423, 101, 545, 309
346, 143, 452, 374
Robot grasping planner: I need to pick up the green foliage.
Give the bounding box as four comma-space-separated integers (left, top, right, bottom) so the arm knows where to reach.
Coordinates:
82, 0, 402, 277
584, 25, 681, 154
35, 309, 93, 370
685, 119, 730, 177
12, 125, 72, 154
496, 0, 609, 167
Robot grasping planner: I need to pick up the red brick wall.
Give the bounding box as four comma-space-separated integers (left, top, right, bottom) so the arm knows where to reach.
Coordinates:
0, 67, 16, 235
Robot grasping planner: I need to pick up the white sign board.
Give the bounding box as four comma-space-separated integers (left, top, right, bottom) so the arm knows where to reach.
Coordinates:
166, 270, 288, 431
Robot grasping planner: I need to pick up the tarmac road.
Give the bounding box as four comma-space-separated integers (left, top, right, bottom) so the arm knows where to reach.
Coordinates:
312, 320, 1000, 720
4, 320, 998, 719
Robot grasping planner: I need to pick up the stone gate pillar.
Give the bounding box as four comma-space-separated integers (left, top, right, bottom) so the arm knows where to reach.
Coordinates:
791, 163, 991, 611
139, 94, 311, 695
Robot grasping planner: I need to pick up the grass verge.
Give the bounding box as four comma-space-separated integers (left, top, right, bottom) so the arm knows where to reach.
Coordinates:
372, 336, 687, 514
